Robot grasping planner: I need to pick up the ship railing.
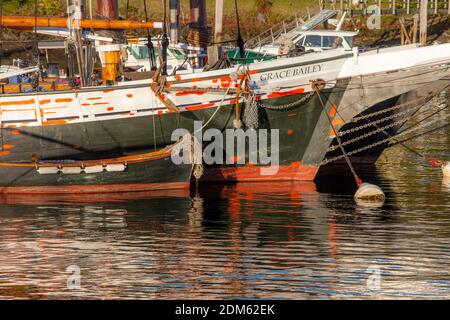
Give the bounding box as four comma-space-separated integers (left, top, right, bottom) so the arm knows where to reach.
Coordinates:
245, 12, 310, 49
0, 82, 71, 94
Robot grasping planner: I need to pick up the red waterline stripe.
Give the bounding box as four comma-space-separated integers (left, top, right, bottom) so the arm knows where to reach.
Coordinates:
0, 182, 189, 194
200, 164, 319, 182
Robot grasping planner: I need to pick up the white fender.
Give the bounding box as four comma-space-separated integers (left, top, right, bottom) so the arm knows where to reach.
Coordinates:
37, 166, 59, 175
84, 165, 104, 174
61, 167, 82, 174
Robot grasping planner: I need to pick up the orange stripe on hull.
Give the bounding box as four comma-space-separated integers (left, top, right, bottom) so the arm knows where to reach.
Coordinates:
0, 99, 35, 106
185, 103, 214, 111
55, 98, 73, 103
267, 88, 305, 99
175, 91, 205, 96
329, 104, 337, 118
0, 182, 190, 194
42, 120, 68, 126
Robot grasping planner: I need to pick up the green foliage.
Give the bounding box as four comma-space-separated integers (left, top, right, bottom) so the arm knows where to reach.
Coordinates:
2, 0, 34, 14
39, 0, 63, 15
1, 0, 64, 15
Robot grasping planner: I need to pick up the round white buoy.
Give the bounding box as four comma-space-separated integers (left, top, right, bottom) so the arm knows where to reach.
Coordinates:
442, 162, 450, 178
354, 182, 385, 204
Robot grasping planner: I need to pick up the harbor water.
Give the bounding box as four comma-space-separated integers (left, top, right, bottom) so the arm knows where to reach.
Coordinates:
0, 96, 448, 299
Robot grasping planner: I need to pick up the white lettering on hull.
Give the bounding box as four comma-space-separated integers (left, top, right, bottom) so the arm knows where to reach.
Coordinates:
259, 63, 323, 81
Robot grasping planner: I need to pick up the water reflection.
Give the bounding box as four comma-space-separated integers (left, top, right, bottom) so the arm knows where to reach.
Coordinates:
0, 169, 448, 299
442, 177, 450, 191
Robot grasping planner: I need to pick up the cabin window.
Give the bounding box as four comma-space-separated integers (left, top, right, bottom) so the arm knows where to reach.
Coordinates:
129, 45, 150, 60
344, 36, 353, 48
171, 49, 185, 60
304, 35, 321, 48
322, 36, 343, 49
294, 36, 305, 46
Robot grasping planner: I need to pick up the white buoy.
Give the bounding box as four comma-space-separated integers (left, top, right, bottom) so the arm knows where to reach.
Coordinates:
354, 182, 385, 205
442, 162, 450, 178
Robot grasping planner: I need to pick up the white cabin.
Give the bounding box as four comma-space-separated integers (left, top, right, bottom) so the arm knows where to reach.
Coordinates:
250, 30, 358, 56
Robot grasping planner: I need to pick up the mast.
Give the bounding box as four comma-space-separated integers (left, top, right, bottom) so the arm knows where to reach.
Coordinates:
169, 0, 180, 45
69, 0, 87, 87
143, 0, 156, 71
161, 0, 169, 75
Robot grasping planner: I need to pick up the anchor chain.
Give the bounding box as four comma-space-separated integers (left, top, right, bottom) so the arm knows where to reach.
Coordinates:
321, 113, 448, 165
259, 91, 315, 111
337, 101, 426, 138
348, 95, 431, 124
328, 104, 425, 151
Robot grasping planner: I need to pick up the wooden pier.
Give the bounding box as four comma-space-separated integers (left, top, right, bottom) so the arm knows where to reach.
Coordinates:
320, 0, 450, 15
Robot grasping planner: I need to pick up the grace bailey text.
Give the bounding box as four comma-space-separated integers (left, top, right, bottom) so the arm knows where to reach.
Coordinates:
259, 64, 323, 81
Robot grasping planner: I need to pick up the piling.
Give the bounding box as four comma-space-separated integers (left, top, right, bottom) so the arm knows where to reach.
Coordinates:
419, 0, 428, 45
96, 0, 120, 85
214, 0, 223, 43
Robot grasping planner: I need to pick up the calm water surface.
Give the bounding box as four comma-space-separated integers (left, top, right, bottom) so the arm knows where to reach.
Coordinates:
0, 97, 449, 299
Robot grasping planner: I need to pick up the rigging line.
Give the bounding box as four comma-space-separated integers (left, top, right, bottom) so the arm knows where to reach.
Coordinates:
34, 0, 38, 62
143, 0, 156, 71
234, 0, 245, 61
397, 103, 449, 134
362, 115, 427, 159
152, 112, 157, 152
329, 93, 431, 129
387, 123, 450, 148
332, 63, 450, 89
332, 69, 450, 94
143, 0, 150, 38
323, 114, 448, 164
0, 0, 2, 66
332, 81, 450, 117
314, 84, 362, 187
192, 66, 246, 134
